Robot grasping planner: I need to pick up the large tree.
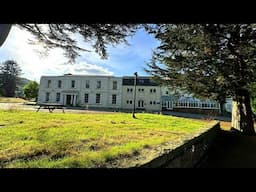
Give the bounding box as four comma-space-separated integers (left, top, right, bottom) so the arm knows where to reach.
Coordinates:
146, 24, 256, 135
15, 24, 138, 62
23, 81, 39, 101
0, 60, 22, 97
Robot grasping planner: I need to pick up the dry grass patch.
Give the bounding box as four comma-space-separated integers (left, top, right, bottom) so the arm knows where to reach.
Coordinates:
0, 110, 213, 168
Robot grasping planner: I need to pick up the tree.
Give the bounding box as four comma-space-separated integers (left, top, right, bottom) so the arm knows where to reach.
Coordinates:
0, 24, 12, 46
0, 60, 22, 97
23, 81, 39, 101
15, 24, 138, 63
146, 24, 256, 135
249, 83, 256, 116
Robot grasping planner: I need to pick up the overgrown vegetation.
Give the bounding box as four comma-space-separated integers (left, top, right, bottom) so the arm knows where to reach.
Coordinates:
0, 110, 211, 168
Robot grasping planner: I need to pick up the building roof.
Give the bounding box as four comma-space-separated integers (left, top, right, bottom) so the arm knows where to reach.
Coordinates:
122, 76, 159, 86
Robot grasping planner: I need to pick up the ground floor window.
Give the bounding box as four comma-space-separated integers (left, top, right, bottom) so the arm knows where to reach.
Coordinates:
56, 93, 60, 102
46, 92, 50, 102
112, 94, 117, 104
96, 94, 101, 104
84, 93, 89, 103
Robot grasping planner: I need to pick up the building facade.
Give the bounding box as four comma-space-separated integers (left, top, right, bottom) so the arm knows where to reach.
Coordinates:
38, 74, 232, 113
38, 74, 122, 109
121, 76, 161, 112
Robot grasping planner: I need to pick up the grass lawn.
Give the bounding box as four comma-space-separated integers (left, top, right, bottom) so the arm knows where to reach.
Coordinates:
0, 97, 26, 103
0, 110, 214, 168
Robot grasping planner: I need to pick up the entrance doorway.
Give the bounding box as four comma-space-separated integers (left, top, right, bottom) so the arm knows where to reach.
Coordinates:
66, 95, 72, 106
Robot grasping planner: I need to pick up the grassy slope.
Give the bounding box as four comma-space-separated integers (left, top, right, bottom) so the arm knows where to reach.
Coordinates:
0, 97, 26, 103
0, 110, 211, 168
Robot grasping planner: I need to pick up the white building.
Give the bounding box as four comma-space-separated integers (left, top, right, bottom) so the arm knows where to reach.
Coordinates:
121, 76, 162, 112
38, 74, 232, 113
38, 74, 122, 109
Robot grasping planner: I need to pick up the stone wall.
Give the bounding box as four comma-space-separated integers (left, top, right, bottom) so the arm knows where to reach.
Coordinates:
139, 122, 220, 168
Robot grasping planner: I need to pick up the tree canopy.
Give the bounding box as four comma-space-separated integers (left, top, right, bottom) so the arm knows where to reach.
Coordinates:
17, 24, 138, 63
146, 24, 256, 135
0, 60, 22, 97
23, 81, 39, 100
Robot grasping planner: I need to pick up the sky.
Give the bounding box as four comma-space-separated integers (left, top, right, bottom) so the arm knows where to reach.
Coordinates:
0, 25, 160, 82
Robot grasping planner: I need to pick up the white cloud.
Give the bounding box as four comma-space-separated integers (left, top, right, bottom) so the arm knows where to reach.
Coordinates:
56, 62, 113, 76
0, 25, 114, 82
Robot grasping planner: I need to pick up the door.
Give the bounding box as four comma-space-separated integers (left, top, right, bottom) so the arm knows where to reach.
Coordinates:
138, 100, 144, 109
66, 95, 72, 106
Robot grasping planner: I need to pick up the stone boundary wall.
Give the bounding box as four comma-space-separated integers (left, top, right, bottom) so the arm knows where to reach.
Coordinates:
139, 122, 220, 168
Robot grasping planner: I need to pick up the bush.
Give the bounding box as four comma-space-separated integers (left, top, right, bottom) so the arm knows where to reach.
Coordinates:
23, 81, 39, 100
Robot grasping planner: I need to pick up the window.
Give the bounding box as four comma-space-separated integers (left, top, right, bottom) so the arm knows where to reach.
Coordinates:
127, 88, 133, 93
56, 93, 60, 102
47, 80, 51, 88
113, 81, 117, 90
97, 81, 101, 89
86, 80, 90, 88
71, 80, 75, 88
130, 100, 132, 104
46, 92, 50, 102
165, 91, 169, 95
150, 89, 152, 93
126, 100, 129, 104
138, 88, 141, 92
112, 94, 117, 104
58, 80, 62, 88
153, 101, 156, 105
84, 93, 89, 103
150, 101, 152, 105
142, 88, 144, 92
153, 89, 156, 93
96, 94, 101, 104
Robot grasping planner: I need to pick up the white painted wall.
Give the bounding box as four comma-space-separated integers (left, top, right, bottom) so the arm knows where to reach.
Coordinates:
121, 85, 161, 111
38, 75, 122, 109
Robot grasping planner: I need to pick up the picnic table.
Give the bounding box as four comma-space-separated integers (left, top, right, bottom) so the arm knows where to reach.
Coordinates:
36, 103, 65, 113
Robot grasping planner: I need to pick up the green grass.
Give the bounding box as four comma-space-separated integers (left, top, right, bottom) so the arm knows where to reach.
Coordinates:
0, 110, 213, 168
0, 97, 26, 103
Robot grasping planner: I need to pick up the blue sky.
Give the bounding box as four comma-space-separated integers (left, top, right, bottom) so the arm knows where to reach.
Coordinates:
0, 25, 160, 82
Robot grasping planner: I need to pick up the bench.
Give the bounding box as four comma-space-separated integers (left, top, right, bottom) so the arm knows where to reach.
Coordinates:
36, 103, 65, 113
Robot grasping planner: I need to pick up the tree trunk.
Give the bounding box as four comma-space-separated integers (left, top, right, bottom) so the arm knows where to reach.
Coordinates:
219, 101, 225, 115
231, 90, 255, 135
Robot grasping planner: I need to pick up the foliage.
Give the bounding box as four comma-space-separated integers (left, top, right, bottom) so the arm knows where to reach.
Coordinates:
0, 110, 210, 168
249, 83, 256, 114
0, 60, 22, 97
146, 24, 256, 98
145, 24, 256, 134
23, 81, 39, 100
17, 24, 139, 63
